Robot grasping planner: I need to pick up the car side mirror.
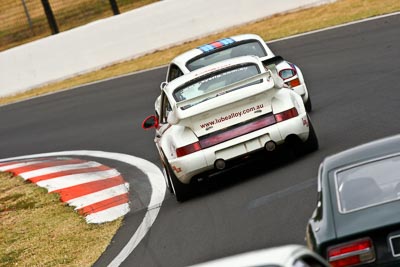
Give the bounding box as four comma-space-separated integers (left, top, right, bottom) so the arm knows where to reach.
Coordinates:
142, 115, 159, 130
160, 82, 168, 90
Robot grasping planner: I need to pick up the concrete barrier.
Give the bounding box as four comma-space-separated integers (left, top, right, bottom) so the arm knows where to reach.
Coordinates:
0, 0, 336, 98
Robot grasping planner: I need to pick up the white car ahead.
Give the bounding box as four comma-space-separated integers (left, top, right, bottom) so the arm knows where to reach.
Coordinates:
164, 33, 312, 112
188, 245, 330, 267
143, 56, 318, 201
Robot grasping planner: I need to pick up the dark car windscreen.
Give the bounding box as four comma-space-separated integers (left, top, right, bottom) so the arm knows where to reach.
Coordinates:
187, 41, 267, 71
335, 154, 400, 213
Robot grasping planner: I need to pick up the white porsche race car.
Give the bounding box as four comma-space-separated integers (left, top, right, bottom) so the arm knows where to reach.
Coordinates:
164, 33, 312, 112
143, 56, 318, 201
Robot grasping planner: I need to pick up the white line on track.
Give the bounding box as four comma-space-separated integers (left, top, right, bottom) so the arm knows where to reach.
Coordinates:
0, 150, 166, 267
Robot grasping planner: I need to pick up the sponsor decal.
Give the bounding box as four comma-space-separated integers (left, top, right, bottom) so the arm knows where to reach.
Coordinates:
197, 67, 246, 86
200, 104, 264, 130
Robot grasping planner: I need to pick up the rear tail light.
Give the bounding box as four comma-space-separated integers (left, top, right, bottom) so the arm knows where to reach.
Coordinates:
287, 78, 301, 87
176, 142, 201, 157
279, 69, 296, 80
274, 107, 298, 122
327, 238, 375, 267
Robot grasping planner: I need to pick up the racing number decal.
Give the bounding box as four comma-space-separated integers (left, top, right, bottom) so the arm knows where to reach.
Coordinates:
172, 165, 182, 173
302, 118, 309, 127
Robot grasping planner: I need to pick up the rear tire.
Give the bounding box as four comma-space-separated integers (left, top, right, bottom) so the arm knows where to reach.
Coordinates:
305, 95, 312, 112
303, 118, 319, 153
165, 161, 191, 202
289, 117, 319, 156
162, 162, 174, 194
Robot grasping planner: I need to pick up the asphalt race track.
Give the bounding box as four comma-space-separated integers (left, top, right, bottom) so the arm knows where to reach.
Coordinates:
1, 14, 399, 267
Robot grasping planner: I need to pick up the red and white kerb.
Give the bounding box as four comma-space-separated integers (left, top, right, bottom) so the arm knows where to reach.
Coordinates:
0, 157, 130, 224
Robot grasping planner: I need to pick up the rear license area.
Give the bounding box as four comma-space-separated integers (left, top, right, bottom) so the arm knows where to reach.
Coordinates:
389, 233, 400, 257
215, 133, 271, 160
369, 228, 400, 264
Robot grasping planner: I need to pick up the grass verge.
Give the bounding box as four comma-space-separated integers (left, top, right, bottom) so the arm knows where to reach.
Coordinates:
0, 0, 159, 52
1, 0, 398, 106
0, 172, 121, 267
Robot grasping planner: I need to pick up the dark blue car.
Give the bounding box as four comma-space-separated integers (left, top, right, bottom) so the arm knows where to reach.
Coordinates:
306, 135, 400, 267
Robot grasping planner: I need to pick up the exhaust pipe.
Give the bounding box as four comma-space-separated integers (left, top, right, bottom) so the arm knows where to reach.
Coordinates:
265, 141, 276, 152
214, 159, 226, 170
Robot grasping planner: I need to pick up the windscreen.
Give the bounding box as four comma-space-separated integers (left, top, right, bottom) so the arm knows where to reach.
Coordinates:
173, 64, 261, 107
187, 41, 266, 71
335, 154, 400, 213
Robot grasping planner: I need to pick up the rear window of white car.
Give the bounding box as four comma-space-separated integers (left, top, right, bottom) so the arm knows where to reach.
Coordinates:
187, 41, 266, 71
335, 154, 400, 213
173, 64, 261, 106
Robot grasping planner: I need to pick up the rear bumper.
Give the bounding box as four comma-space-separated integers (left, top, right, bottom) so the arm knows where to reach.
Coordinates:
169, 113, 310, 184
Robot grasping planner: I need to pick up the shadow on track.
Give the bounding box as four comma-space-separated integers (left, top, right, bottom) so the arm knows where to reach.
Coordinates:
178, 144, 316, 202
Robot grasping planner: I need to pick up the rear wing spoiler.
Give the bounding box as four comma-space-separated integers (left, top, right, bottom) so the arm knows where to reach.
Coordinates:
261, 55, 284, 67
168, 68, 283, 124
174, 55, 285, 111
175, 71, 272, 112
261, 55, 285, 89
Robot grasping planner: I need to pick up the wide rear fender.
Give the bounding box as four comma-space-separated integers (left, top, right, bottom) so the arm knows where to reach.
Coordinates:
160, 125, 198, 161
271, 89, 305, 115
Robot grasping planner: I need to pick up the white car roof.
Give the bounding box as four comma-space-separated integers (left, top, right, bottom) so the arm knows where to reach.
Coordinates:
189, 245, 319, 267
164, 55, 263, 97
171, 34, 271, 73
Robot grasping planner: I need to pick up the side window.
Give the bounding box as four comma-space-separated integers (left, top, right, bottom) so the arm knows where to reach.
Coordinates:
160, 93, 172, 124
167, 64, 184, 82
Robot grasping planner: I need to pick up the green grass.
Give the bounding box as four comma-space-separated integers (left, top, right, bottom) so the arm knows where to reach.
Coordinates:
0, 172, 122, 267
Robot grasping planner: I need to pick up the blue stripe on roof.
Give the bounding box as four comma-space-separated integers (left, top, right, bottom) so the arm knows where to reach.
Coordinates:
219, 38, 235, 45
197, 38, 236, 53
205, 44, 215, 51
198, 44, 213, 52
